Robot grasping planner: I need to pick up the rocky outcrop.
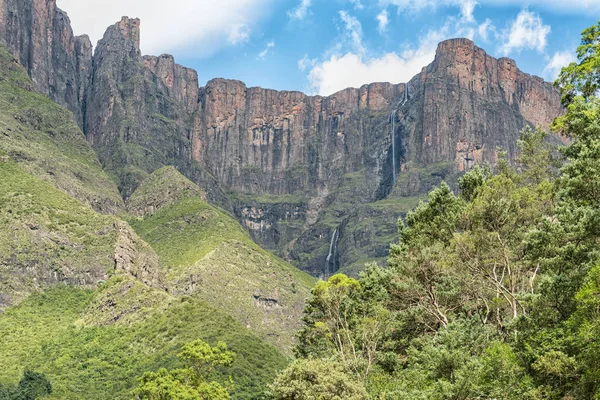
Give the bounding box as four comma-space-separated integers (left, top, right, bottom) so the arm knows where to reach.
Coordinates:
0, 4, 563, 275
0, 0, 92, 126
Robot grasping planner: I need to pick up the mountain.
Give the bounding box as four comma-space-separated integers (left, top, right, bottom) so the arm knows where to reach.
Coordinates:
0, 0, 563, 277
0, 27, 313, 397
0, 43, 157, 310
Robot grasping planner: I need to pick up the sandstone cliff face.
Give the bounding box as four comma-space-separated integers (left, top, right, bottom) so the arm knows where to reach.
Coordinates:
0, 3, 563, 275
0, 0, 91, 126
83, 17, 228, 206
194, 39, 562, 274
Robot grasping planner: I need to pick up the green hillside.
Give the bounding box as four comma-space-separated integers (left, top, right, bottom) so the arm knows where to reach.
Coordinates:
0, 42, 308, 399
0, 280, 288, 399
128, 167, 316, 353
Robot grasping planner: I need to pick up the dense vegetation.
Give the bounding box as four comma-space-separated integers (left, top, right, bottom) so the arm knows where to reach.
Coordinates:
272, 22, 600, 400
127, 166, 315, 353
0, 283, 288, 400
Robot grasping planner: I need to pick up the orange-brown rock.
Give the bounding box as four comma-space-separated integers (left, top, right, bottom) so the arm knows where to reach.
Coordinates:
0, 0, 92, 125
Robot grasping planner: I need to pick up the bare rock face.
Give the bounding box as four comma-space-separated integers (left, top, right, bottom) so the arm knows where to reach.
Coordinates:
83, 17, 228, 206
0, 0, 92, 125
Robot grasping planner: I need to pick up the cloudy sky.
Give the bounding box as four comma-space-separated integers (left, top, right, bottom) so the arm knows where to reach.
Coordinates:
55, 0, 598, 96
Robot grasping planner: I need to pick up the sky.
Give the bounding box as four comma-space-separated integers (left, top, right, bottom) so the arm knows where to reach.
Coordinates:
55, 0, 599, 96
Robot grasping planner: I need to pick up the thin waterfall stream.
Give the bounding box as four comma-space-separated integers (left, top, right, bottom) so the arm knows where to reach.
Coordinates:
390, 84, 409, 184
325, 228, 339, 277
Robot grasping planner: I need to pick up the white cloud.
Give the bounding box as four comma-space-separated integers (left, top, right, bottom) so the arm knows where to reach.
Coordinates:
459, 0, 477, 22
499, 10, 550, 55
478, 18, 495, 41
298, 55, 317, 71
288, 0, 312, 21
348, 0, 365, 10
304, 21, 465, 95
380, 0, 478, 20
479, 0, 600, 15
377, 10, 389, 33
56, 0, 273, 55
257, 40, 275, 60
228, 24, 251, 45
543, 51, 576, 80
339, 11, 365, 56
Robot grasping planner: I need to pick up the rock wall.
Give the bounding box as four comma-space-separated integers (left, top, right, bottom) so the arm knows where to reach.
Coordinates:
0, 0, 91, 125
0, 1, 564, 275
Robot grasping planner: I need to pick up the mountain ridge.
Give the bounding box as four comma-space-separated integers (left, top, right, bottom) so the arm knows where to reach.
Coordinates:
0, 0, 563, 276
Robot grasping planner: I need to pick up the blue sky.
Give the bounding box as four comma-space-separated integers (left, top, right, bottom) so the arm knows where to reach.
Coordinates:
57, 0, 599, 96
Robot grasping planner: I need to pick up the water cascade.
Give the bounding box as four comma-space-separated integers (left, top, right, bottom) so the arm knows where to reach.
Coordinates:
390, 84, 409, 184
401, 83, 409, 107
391, 109, 397, 182
325, 228, 339, 277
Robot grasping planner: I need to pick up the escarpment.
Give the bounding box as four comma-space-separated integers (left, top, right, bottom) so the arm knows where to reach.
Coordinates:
0, 0, 563, 276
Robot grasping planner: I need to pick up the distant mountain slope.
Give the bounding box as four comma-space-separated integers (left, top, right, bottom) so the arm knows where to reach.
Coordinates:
127, 166, 315, 352
0, 0, 563, 276
0, 41, 304, 399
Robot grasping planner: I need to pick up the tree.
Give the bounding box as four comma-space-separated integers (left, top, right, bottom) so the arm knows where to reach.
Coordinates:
271, 358, 367, 400
296, 274, 390, 383
388, 183, 467, 330
0, 371, 52, 400
132, 340, 235, 400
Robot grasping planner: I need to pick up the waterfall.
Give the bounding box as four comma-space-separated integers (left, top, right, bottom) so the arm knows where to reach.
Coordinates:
325, 228, 339, 277
391, 84, 409, 184
400, 83, 409, 107
391, 110, 397, 182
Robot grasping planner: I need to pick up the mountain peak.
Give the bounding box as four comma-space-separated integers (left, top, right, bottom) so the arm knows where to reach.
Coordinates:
97, 16, 141, 54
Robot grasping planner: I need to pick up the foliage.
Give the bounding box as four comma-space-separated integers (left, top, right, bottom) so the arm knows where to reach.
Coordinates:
0, 371, 52, 400
270, 358, 368, 400
127, 168, 315, 353
289, 24, 600, 394
0, 285, 288, 400
0, 44, 123, 213
132, 340, 235, 400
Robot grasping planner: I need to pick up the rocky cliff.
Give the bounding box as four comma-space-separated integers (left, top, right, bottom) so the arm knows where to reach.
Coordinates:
0, 0, 563, 276
0, 0, 92, 126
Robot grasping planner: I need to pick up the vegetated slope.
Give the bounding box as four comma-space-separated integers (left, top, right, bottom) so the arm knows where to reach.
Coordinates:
0, 158, 160, 309
0, 280, 288, 400
0, 44, 123, 214
128, 166, 316, 353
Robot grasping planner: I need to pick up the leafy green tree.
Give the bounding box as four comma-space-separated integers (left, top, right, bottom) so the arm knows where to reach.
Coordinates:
567, 265, 600, 397
538, 20, 600, 320
0, 371, 52, 400
296, 274, 390, 383
270, 358, 367, 400
16, 371, 52, 400
132, 340, 235, 400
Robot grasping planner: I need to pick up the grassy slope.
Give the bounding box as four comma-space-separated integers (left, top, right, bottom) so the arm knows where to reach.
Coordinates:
0, 282, 288, 400
0, 162, 290, 399
0, 160, 118, 306
128, 167, 315, 353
